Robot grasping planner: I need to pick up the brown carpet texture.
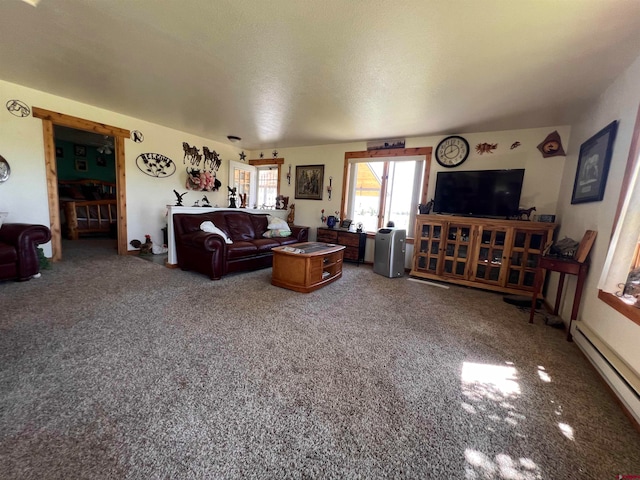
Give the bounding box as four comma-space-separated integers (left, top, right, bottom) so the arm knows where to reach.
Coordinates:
1, 239, 639, 479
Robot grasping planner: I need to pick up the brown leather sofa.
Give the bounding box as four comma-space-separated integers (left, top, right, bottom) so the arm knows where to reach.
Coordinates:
173, 211, 309, 280
0, 223, 52, 281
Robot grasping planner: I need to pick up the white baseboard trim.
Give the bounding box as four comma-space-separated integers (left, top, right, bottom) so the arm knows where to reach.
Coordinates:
573, 322, 640, 426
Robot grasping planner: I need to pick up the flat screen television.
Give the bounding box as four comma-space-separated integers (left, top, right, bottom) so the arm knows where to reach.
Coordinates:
433, 169, 525, 218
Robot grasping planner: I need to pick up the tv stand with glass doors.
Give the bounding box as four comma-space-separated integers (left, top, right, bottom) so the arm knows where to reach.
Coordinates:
410, 214, 557, 295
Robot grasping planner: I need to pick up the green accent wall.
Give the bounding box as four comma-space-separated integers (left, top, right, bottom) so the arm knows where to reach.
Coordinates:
55, 139, 116, 182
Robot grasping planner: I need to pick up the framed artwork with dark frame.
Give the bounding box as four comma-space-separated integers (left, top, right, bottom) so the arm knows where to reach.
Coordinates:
295, 164, 324, 200
74, 144, 87, 157
75, 158, 88, 172
571, 120, 618, 204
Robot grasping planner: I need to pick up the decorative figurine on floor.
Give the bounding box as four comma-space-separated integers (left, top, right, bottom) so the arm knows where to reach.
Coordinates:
201, 195, 211, 207
173, 189, 187, 206
228, 186, 237, 208
287, 203, 295, 224
130, 235, 153, 254
140, 235, 153, 254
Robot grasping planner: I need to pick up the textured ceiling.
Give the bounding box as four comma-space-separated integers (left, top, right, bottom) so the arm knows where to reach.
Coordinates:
2, 0, 640, 149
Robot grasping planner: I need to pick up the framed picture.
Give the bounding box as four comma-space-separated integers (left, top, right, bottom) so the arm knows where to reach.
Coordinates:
295, 164, 324, 200
571, 120, 618, 204
74, 144, 87, 157
75, 158, 88, 172
55, 146, 64, 157
96, 156, 107, 167
340, 219, 352, 229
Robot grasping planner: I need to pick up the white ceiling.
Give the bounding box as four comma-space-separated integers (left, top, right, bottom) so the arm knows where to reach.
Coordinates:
3, 0, 640, 150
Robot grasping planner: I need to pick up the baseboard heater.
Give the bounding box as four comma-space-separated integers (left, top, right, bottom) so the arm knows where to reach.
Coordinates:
573, 322, 640, 425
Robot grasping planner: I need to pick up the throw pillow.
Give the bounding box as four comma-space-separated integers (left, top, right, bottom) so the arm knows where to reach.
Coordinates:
262, 229, 292, 238
200, 221, 233, 244
267, 215, 289, 230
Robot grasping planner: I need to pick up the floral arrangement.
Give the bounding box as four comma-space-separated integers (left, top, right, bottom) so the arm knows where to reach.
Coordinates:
186, 168, 220, 191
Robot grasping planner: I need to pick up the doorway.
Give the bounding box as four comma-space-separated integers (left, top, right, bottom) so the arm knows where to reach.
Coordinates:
33, 107, 130, 261
54, 126, 117, 253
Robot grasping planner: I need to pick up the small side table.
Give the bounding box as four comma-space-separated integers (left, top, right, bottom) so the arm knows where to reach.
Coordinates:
529, 256, 589, 341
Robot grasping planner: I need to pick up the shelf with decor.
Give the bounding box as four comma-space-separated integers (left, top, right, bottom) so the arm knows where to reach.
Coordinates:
410, 215, 556, 296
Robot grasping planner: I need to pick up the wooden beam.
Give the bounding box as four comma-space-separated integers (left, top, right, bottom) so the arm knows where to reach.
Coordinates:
345, 147, 432, 159
41, 119, 62, 261
32, 107, 130, 138
248, 158, 284, 166
115, 136, 128, 255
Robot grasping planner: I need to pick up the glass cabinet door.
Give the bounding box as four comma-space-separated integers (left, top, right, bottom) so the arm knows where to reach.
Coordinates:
472, 227, 508, 285
441, 224, 472, 279
413, 222, 444, 274
505, 230, 547, 290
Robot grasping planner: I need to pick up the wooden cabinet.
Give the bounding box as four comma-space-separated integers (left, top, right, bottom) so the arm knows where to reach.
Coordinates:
272, 243, 345, 293
410, 215, 556, 295
317, 228, 366, 264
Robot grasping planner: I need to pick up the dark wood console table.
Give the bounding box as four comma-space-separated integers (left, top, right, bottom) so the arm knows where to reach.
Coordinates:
317, 227, 366, 265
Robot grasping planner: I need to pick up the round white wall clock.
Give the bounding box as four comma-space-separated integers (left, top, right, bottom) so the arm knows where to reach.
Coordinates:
435, 135, 470, 168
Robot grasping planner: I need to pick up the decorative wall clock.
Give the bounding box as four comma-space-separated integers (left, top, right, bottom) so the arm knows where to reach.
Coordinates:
435, 136, 470, 168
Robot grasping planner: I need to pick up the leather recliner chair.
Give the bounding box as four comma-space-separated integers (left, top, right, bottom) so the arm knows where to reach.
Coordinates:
0, 223, 52, 281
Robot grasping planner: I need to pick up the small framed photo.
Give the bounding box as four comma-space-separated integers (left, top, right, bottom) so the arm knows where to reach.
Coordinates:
340, 219, 352, 229
74, 144, 87, 157
295, 164, 324, 200
571, 120, 618, 204
55, 146, 64, 157
96, 156, 107, 167
75, 158, 88, 172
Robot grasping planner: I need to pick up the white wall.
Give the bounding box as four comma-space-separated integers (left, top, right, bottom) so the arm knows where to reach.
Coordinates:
553, 54, 640, 375
0, 76, 570, 262
0, 79, 243, 256
254, 125, 571, 264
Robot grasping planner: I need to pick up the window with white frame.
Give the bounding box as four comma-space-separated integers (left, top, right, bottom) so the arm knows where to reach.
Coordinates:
257, 167, 278, 209
344, 155, 425, 236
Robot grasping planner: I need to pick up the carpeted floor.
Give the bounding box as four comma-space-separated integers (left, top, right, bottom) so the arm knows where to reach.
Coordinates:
1, 239, 639, 479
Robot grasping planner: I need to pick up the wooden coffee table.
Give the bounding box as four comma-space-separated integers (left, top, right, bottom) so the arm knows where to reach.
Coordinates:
271, 242, 345, 293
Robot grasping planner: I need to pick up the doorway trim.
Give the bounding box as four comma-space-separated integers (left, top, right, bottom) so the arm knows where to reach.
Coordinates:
32, 107, 130, 260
